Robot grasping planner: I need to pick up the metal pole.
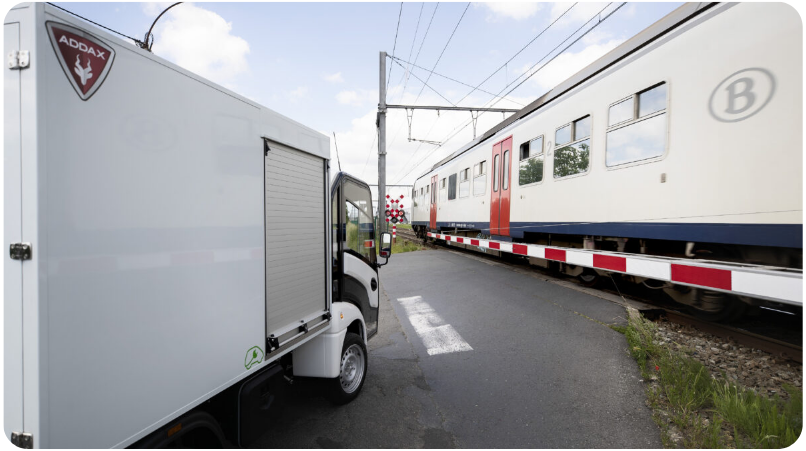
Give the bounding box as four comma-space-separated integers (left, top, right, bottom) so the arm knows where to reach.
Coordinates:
378, 51, 387, 235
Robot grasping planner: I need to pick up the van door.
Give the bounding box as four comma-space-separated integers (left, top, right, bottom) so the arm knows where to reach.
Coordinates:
4, 18, 25, 440
264, 140, 329, 352
332, 174, 379, 338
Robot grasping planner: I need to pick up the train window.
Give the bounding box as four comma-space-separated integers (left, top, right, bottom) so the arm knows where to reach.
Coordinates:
440, 178, 447, 202
473, 161, 487, 196
519, 136, 544, 186
606, 114, 666, 166
502, 150, 510, 190
638, 83, 667, 118
574, 116, 591, 140
459, 169, 470, 198
448, 174, 457, 200
493, 155, 500, 192
609, 98, 633, 127
475, 160, 486, 176
555, 124, 571, 146
519, 141, 530, 160
606, 82, 667, 167
554, 115, 591, 179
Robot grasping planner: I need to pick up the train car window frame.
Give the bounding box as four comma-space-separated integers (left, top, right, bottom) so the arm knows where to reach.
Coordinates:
519, 135, 545, 187
473, 160, 487, 197
502, 150, 510, 190
458, 168, 470, 198
439, 177, 447, 202
605, 81, 670, 170
493, 154, 500, 192
448, 173, 458, 201
553, 114, 593, 181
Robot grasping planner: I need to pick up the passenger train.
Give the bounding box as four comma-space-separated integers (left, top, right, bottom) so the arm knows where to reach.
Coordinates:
411, 2, 802, 320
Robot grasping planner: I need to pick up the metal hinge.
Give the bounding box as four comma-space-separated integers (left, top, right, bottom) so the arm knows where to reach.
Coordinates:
10, 243, 32, 260
11, 432, 33, 449
8, 50, 30, 70
266, 335, 279, 352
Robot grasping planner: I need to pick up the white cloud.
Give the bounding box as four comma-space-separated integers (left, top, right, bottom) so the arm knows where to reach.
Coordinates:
520, 38, 624, 92
336, 89, 377, 107
483, 2, 543, 21
287, 86, 309, 102
323, 72, 345, 83
143, 3, 250, 87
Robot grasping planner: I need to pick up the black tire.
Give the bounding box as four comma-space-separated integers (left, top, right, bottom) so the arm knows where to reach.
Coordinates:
328, 332, 368, 405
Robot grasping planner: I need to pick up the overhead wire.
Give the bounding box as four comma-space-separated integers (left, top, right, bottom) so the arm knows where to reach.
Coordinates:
451, 2, 578, 107
388, 2, 466, 182
395, 2, 425, 95
391, 59, 456, 107
387, 2, 432, 152
389, 55, 526, 106
396, 2, 627, 183
389, 3, 575, 181
412, 2, 471, 104
387, 2, 404, 91
390, 2, 470, 182
438, 3, 625, 151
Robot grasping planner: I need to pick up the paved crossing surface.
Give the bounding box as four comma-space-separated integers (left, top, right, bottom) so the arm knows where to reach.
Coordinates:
252, 249, 661, 448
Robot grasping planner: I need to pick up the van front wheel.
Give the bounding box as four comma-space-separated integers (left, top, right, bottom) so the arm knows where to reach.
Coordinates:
328, 332, 367, 404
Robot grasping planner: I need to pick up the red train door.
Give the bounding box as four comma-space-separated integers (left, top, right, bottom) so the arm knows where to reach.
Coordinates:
429, 174, 438, 229
489, 136, 513, 236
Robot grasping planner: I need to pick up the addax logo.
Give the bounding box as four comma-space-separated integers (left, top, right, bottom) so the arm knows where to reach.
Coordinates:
46, 22, 116, 100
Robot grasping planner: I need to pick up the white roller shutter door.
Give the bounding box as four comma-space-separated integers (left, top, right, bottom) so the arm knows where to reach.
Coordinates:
264, 140, 327, 339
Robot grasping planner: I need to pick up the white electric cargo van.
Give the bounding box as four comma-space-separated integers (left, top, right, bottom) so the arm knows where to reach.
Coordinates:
4, 3, 392, 448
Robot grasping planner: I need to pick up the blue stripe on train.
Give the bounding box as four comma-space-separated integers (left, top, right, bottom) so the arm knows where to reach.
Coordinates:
410, 221, 802, 249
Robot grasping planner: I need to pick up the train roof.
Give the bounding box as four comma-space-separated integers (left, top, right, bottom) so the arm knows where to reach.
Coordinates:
416, 1, 716, 182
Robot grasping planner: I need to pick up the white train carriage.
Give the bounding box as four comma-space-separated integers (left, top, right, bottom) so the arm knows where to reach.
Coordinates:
411, 2, 802, 319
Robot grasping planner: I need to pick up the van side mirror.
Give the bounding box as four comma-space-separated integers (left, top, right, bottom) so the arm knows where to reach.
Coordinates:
378, 232, 392, 266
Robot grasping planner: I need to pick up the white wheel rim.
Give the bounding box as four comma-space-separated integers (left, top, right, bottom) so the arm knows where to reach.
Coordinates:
339, 344, 365, 394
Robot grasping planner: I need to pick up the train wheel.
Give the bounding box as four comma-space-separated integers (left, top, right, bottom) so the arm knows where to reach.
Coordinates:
690, 291, 747, 322
578, 269, 600, 288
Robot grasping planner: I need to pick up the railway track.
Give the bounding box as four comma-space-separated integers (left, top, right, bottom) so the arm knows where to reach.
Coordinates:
405, 232, 802, 363
393, 227, 436, 248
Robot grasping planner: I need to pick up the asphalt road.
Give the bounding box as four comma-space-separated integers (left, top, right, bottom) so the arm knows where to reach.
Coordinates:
252, 248, 661, 448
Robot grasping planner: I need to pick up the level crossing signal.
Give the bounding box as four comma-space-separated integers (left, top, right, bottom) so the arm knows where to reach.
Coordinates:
384, 194, 406, 223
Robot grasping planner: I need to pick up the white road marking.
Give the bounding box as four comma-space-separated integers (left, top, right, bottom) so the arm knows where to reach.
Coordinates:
397, 296, 473, 356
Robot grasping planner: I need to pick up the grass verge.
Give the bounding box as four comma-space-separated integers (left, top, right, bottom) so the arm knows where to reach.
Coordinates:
624, 312, 802, 448
376, 238, 426, 255
389, 239, 425, 254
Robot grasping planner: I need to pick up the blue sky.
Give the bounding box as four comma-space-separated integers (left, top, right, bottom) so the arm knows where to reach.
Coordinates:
53, 2, 683, 195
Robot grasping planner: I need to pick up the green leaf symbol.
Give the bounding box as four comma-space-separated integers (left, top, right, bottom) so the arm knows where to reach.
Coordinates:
253, 350, 258, 359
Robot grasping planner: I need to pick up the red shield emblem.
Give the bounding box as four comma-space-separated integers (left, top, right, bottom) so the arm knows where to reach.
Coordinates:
46, 22, 116, 100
